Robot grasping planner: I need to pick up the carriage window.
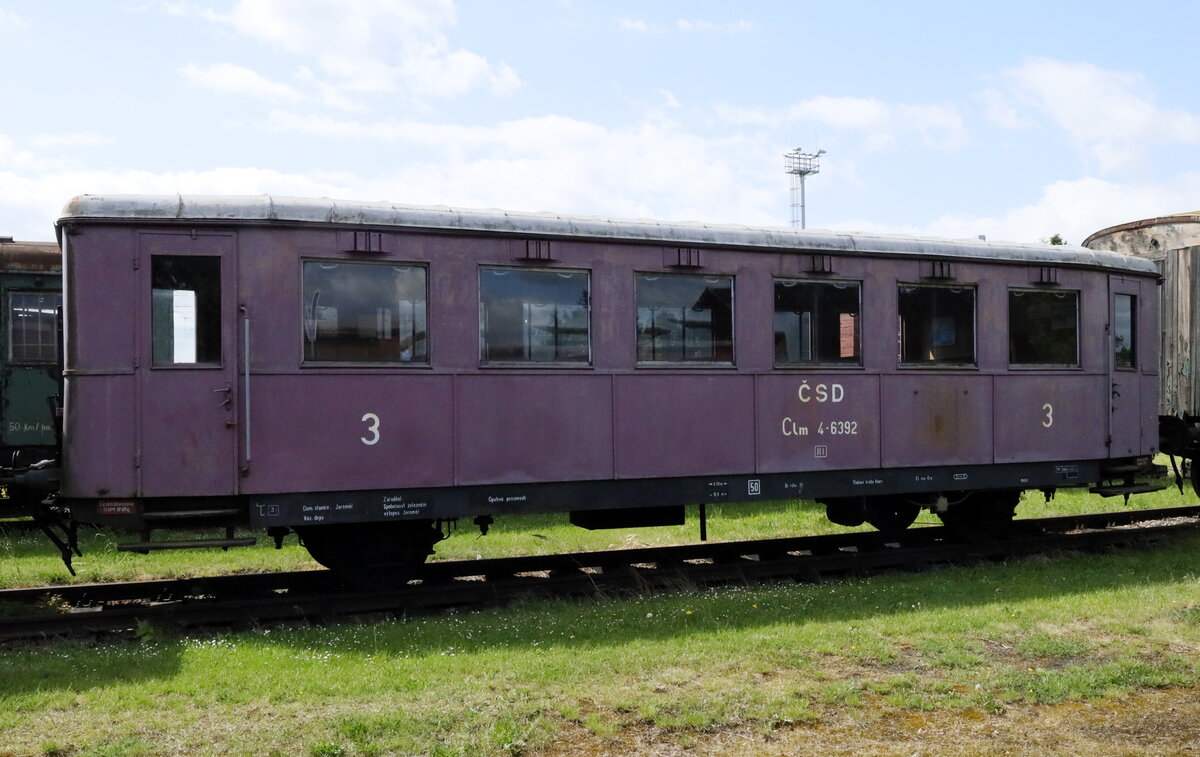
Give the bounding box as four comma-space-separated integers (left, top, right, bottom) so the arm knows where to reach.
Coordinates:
1009, 289, 1079, 367
9, 292, 61, 364
479, 267, 589, 364
303, 261, 427, 364
637, 273, 734, 364
774, 280, 860, 366
898, 284, 975, 365
1114, 293, 1136, 369
152, 255, 221, 365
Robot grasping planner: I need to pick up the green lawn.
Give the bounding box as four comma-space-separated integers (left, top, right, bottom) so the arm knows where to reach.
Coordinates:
1, 530, 1197, 755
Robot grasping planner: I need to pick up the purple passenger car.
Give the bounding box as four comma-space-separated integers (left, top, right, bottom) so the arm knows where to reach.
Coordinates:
53, 195, 1161, 577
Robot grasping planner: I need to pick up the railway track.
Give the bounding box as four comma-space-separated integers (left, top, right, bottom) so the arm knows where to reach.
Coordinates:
3, 504, 1199, 643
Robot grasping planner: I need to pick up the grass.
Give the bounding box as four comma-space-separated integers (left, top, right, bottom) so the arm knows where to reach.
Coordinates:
0, 474, 1190, 589
0, 482, 1197, 754
0, 535, 1197, 754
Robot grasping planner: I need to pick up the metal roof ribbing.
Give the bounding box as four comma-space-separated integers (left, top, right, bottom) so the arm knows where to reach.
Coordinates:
60, 194, 1158, 275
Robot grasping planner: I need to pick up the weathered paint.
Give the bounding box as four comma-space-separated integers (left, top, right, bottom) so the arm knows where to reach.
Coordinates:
55, 195, 1161, 520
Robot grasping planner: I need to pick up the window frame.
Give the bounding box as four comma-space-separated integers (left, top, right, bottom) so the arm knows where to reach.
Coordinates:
7, 290, 62, 366
1007, 287, 1081, 369
635, 271, 736, 367
772, 277, 863, 369
477, 265, 593, 368
897, 282, 978, 368
300, 258, 430, 368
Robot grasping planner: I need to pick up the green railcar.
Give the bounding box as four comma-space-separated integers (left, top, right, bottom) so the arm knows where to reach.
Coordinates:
0, 238, 61, 516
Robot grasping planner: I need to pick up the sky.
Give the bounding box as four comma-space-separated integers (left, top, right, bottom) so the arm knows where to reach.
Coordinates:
2, 0, 1199, 245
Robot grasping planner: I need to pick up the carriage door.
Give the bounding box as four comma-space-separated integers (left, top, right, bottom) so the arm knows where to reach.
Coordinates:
137, 232, 239, 497
1109, 280, 1141, 458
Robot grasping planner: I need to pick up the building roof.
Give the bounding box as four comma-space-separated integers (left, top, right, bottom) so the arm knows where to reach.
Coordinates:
1084, 212, 1200, 249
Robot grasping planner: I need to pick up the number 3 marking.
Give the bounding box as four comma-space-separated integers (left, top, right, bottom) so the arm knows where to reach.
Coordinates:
1042, 403, 1053, 428
361, 413, 381, 445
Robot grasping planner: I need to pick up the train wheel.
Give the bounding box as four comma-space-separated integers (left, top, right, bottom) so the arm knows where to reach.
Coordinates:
864, 498, 920, 534
937, 491, 1019, 538
296, 520, 443, 588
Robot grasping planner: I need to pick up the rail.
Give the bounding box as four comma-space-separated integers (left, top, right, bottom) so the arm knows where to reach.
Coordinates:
2, 504, 1198, 643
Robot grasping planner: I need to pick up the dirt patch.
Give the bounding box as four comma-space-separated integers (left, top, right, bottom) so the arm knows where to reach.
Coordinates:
535, 688, 1200, 756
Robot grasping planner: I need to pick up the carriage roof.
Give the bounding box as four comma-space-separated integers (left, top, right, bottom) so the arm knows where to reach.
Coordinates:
59, 194, 1158, 275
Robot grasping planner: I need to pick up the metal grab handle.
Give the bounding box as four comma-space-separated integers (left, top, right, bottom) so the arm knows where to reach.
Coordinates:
213, 386, 232, 408
241, 307, 251, 471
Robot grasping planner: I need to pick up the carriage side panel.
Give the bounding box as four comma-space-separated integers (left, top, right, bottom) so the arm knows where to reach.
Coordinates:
61, 228, 138, 499
880, 375, 994, 467
454, 374, 613, 485
614, 375, 755, 479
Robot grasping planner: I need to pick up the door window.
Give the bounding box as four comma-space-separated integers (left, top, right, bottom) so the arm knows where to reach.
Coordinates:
151, 255, 221, 366
1114, 293, 1136, 369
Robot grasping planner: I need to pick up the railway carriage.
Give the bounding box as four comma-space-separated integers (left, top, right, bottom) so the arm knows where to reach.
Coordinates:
39, 195, 1161, 579
0, 238, 62, 518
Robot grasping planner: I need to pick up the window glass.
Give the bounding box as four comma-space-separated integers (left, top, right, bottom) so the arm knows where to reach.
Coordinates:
1008, 289, 1079, 366
774, 280, 860, 365
303, 261, 427, 364
479, 267, 589, 364
152, 255, 221, 365
1114, 293, 1136, 369
898, 285, 975, 365
9, 291, 61, 364
637, 273, 733, 363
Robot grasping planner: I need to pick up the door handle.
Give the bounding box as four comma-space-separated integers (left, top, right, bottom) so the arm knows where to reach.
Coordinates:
213, 385, 232, 408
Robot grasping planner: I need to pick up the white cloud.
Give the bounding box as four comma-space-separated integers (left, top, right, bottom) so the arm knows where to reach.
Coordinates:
978, 87, 1032, 130
0, 135, 43, 170
998, 58, 1200, 172
30, 133, 112, 149
0, 166, 362, 240
181, 62, 304, 102
914, 175, 1200, 244
193, 0, 520, 101
220, 0, 456, 55
0, 10, 27, 26
619, 17, 754, 34
392, 44, 520, 98
0, 107, 786, 241
718, 95, 967, 151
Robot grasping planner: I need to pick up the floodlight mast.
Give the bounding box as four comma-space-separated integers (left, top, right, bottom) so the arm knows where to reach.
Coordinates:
784, 148, 825, 229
